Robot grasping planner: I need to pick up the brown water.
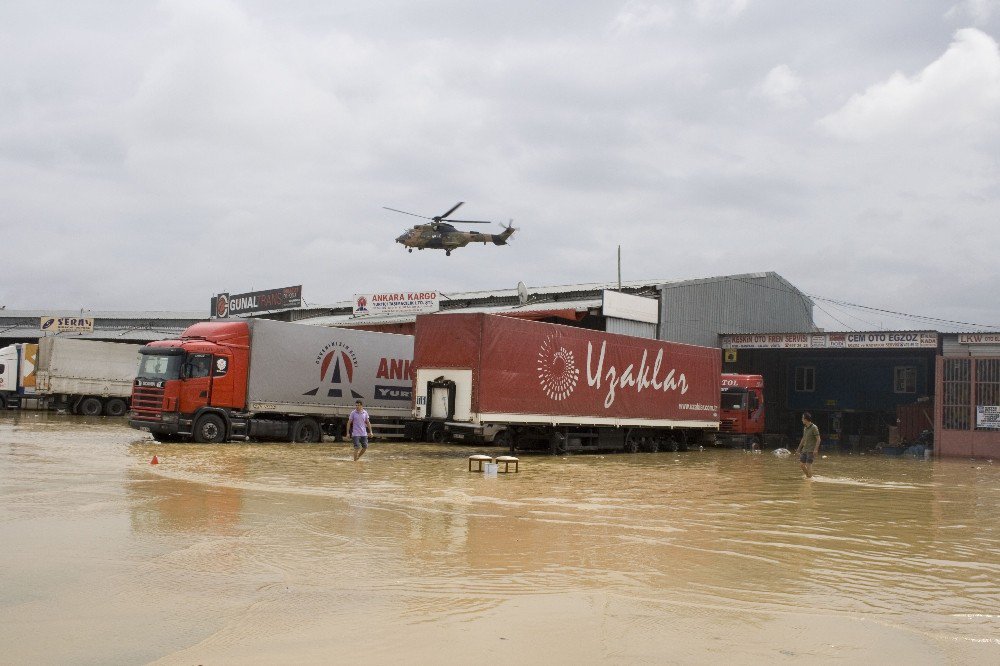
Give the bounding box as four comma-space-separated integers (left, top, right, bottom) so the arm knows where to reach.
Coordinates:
1, 412, 998, 665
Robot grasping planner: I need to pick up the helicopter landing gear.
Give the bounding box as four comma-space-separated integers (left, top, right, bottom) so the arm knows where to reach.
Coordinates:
445, 250, 452, 256
408, 248, 412, 253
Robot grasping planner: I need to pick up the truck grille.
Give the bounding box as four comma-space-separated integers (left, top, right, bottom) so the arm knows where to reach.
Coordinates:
719, 418, 737, 433
131, 384, 165, 419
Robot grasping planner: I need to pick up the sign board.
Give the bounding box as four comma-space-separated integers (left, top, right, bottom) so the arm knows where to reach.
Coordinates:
958, 333, 1000, 344
211, 285, 302, 318
353, 291, 440, 317
720, 331, 938, 349
40, 316, 94, 334
724, 349, 737, 363
976, 405, 1000, 429
602, 290, 659, 324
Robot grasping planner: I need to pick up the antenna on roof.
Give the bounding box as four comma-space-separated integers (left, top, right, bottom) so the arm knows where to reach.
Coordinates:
617, 245, 622, 291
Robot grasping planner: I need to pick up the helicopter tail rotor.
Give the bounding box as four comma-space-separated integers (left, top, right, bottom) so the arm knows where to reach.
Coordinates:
493, 220, 517, 245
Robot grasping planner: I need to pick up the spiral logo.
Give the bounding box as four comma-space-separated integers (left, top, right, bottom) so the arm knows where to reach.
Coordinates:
537, 336, 579, 401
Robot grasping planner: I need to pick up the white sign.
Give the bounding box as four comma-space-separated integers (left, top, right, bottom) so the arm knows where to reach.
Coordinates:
958, 333, 1000, 345
602, 290, 659, 324
976, 405, 1000, 429
40, 316, 94, 334
353, 291, 440, 317
720, 331, 938, 349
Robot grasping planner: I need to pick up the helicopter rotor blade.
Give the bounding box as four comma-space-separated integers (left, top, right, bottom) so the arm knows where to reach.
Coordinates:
444, 219, 492, 224
439, 202, 464, 219
383, 207, 432, 220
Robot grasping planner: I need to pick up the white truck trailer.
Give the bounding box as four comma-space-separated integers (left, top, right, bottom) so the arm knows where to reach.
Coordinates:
31, 337, 141, 416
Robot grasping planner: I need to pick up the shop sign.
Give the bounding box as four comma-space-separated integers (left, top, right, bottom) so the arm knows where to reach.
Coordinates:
720, 332, 938, 349
211, 285, 302, 318
958, 333, 1000, 344
976, 405, 1000, 429
40, 316, 94, 334
353, 291, 440, 317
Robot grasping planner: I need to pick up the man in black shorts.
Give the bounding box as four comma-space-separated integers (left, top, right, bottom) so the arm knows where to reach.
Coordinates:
796, 412, 821, 478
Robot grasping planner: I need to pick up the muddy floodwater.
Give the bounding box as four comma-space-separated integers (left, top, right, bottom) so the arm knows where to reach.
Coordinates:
1, 413, 998, 665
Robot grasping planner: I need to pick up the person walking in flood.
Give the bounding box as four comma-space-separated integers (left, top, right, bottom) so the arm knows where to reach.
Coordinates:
347, 400, 373, 461
796, 412, 821, 478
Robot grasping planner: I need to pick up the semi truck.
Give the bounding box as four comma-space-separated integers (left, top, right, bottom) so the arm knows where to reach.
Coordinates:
411, 313, 723, 453
0, 343, 37, 410
717, 373, 765, 448
128, 318, 414, 443
0, 338, 139, 415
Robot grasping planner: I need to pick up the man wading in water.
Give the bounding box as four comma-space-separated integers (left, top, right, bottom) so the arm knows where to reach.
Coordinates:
796, 412, 821, 478
347, 400, 373, 461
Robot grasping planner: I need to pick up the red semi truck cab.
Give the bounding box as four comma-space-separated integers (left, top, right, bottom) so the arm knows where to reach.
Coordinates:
129, 321, 250, 441
718, 373, 765, 447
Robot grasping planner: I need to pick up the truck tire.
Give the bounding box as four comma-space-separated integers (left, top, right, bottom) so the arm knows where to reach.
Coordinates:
425, 422, 446, 443
0, 394, 6, 410
104, 398, 127, 417
291, 418, 322, 443
79, 397, 103, 417
193, 414, 227, 443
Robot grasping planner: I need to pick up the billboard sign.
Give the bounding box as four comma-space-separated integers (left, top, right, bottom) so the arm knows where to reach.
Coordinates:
720, 331, 938, 349
211, 285, 302, 318
40, 316, 95, 334
602, 290, 659, 324
353, 291, 440, 317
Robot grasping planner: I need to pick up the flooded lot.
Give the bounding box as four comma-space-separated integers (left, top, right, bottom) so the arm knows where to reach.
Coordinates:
1, 413, 998, 664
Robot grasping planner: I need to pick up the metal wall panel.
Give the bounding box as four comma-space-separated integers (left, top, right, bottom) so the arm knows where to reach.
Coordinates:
605, 317, 657, 339
659, 273, 814, 346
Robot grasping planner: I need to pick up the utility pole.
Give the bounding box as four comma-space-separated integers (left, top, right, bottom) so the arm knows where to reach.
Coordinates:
617, 245, 622, 291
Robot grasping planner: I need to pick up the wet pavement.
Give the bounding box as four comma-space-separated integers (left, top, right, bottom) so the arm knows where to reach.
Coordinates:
1, 412, 998, 664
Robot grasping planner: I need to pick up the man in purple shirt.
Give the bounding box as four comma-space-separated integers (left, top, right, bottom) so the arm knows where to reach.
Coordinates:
347, 400, 373, 461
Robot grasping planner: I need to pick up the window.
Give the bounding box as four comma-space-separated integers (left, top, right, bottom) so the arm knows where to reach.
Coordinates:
185, 354, 212, 379
794, 366, 815, 392
0, 363, 5, 374
894, 366, 917, 394
976, 359, 1000, 430
942, 359, 971, 430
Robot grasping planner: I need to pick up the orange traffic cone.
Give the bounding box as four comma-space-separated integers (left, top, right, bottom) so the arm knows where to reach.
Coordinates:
150, 455, 159, 465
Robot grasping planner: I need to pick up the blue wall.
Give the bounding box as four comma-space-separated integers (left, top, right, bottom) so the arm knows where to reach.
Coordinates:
785, 356, 930, 413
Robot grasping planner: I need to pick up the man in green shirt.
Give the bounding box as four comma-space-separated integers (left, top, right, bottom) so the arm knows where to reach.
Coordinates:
796, 412, 821, 478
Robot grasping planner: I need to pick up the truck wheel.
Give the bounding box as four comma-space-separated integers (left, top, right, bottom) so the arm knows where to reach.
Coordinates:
79, 397, 103, 417
193, 414, 227, 443
496, 429, 517, 453
291, 418, 322, 443
426, 422, 446, 443
0, 394, 6, 410
624, 431, 640, 453
104, 398, 127, 417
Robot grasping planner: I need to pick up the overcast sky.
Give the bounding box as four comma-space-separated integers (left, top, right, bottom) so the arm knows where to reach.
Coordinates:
1, 1, 999, 331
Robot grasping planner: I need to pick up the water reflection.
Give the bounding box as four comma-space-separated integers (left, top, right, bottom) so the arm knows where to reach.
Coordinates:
1, 413, 998, 663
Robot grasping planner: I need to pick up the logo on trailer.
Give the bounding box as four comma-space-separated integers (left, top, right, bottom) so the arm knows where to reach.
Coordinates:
537, 335, 580, 401
305, 341, 362, 400
216, 294, 230, 318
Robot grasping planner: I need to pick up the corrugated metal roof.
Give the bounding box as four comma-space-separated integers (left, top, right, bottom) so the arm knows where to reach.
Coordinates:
0, 309, 206, 319
300, 298, 601, 327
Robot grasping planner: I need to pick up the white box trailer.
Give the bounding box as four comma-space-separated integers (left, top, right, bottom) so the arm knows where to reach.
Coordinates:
35, 337, 141, 416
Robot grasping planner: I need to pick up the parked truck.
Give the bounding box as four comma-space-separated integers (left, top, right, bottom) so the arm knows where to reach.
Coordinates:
0, 343, 38, 409
128, 318, 414, 443
411, 313, 723, 453
1, 338, 139, 415
716, 373, 765, 448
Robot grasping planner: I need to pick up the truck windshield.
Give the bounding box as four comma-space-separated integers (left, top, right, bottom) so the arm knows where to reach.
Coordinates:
720, 389, 747, 411
138, 353, 182, 380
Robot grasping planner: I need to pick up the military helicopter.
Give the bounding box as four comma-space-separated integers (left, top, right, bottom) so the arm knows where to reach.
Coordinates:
384, 202, 516, 256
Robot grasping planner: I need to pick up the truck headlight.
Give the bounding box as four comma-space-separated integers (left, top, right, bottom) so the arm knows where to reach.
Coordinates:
161, 413, 179, 424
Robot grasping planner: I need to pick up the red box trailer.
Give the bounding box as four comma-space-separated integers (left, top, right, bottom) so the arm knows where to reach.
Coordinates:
412, 313, 721, 453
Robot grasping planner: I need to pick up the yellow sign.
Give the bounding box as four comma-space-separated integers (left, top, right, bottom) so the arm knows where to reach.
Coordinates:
724, 349, 737, 363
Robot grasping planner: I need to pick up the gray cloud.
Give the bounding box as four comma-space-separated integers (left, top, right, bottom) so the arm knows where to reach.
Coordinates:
1, 1, 998, 331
